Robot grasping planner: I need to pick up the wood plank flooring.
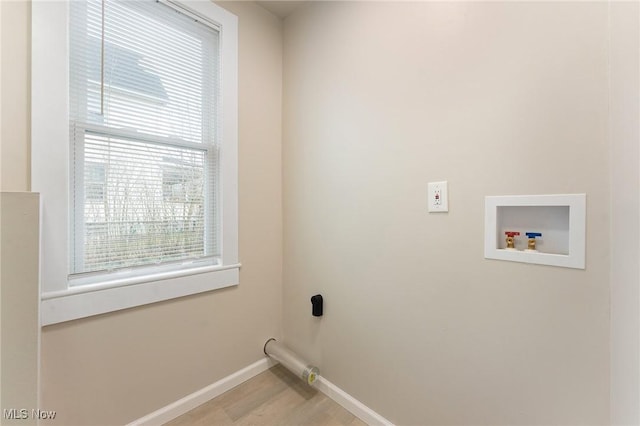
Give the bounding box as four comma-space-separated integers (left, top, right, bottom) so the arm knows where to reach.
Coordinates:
164, 364, 368, 426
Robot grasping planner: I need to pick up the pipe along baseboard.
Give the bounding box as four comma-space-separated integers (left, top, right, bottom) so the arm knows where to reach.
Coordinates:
263, 338, 319, 386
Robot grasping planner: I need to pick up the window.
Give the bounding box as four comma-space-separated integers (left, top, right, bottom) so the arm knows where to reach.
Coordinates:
32, 0, 238, 325
70, 0, 221, 278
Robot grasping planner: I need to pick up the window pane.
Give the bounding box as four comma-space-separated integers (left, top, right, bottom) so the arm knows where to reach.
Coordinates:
70, 0, 219, 145
80, 132, 213, 273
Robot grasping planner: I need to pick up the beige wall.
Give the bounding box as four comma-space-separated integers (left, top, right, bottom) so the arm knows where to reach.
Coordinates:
283, 2, 611, 424
1, 1, 3, 414
610, 2, 640, 424
1, 193, 40, 426
0, 0, 30, 192
36, 2, 283, 425
1, 2, 38, 422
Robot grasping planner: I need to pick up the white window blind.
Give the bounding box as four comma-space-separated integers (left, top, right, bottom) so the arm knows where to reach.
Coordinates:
69, 0, 220, 279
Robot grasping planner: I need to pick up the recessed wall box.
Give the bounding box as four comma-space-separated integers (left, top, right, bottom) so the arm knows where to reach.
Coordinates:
484, 194, 586, 269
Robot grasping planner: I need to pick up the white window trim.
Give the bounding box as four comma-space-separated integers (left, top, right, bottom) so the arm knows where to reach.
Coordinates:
32, 0, 239, 326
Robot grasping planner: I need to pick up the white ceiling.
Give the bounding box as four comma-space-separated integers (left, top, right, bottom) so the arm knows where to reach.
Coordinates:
256, 1, 307, 19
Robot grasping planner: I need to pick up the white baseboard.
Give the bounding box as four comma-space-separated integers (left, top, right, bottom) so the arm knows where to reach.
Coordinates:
128, 357, 277, 426
315, 376, 394, 426
128, 357, 393, 426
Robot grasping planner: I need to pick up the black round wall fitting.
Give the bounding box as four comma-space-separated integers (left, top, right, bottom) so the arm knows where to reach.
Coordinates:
310, 294, 323, 317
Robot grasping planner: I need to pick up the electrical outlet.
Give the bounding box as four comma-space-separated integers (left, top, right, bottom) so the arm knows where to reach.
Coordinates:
428, 181, 448, 212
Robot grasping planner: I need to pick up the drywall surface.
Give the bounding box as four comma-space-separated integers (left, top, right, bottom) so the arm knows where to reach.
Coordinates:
282, 2, 610, 424
610, 2, 640, 424
1, 2, 3, 412
38, 2, 283, 425
0, 0, 30, 192
1, 192, 39, 425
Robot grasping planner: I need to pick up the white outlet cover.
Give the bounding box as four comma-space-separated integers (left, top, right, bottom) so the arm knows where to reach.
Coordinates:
428, 181, 448, 212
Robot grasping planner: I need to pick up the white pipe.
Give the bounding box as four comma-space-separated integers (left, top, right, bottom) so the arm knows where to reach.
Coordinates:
263, 338, 319, 386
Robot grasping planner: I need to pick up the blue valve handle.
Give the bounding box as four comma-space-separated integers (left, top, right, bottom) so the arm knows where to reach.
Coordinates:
526, 232, 542, 238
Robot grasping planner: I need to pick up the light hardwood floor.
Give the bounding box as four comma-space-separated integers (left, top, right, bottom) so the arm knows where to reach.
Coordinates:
164, 365, 368, 426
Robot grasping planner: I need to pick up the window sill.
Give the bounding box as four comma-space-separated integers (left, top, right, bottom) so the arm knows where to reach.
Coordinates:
40, 263, 240, 326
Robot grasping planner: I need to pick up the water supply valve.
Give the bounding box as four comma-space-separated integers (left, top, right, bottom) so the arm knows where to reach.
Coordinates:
504, 231, 520, 250
525, 232, 542, 251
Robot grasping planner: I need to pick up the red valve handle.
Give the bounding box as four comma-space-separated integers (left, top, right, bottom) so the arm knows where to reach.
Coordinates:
505, 231, 520, 237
